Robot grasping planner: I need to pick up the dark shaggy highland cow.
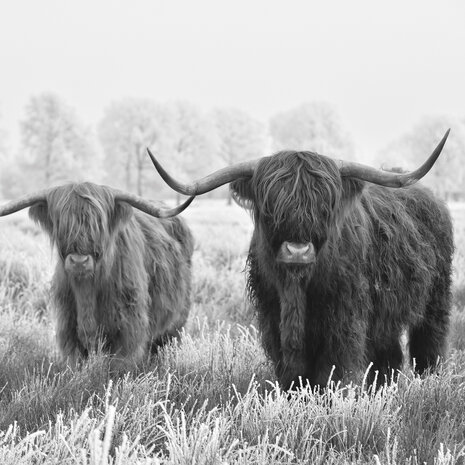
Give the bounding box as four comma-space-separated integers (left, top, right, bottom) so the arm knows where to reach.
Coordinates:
0, 183, 194, 368
148, 130, 454, 390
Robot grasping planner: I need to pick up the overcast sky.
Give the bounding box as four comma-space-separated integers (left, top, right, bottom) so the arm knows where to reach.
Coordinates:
1, 0, 464, 159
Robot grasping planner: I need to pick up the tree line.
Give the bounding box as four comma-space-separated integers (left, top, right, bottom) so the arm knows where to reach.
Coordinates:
1, 93, 464, 201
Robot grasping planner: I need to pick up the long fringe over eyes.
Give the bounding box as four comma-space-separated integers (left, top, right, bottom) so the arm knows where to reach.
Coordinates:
46, 184, 115, 257
251, 152, 342, 242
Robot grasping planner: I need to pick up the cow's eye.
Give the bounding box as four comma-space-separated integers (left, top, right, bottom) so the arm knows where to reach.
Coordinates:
93, 251, 101, 260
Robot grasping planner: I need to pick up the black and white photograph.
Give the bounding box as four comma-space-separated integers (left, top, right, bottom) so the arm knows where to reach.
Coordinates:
0, 1, 464, 463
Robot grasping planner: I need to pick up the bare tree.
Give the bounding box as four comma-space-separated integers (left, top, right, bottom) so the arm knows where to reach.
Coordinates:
20, 93, 102, 189
164, 101, 220, 202
99, 98, 169, 195
379, 116, 465, 200
269, 102, 354, 158
0, 106, 11, 198
0, 105, 7, 161
212, 107, 267, 203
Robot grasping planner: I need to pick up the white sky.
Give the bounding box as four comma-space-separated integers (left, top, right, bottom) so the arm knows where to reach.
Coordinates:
1, 0, 464, 160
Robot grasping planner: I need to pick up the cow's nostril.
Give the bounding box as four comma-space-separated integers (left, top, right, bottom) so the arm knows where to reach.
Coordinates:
69, 254, 90, 265
286, 243, 310, 255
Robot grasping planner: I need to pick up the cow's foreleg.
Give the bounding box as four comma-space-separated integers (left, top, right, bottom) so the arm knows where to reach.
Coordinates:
278, 279, 307, 390
108, 291, 151, 370
55, 303, 88, 363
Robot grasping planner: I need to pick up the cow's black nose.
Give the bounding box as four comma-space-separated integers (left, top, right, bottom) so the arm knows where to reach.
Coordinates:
277, 241, 316, 264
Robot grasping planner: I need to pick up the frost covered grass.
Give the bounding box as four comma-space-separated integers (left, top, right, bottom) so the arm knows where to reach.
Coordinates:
0, 199, 464, 464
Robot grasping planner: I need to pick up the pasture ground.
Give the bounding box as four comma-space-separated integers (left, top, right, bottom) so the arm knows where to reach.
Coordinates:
0, 199, 464, 464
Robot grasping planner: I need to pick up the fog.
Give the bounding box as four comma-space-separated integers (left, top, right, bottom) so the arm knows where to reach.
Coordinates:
1, 0, 464, 159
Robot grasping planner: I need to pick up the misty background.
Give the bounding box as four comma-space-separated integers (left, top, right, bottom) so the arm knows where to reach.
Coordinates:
1, 0, 464, 202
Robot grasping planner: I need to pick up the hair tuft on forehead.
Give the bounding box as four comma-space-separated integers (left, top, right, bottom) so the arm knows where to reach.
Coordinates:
43, 183, 116, 256
251, 151, 343, 242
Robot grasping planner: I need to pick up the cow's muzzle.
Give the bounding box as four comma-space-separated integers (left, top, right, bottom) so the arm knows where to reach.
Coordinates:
65, 253, 95, 276
276, 242, 316, 264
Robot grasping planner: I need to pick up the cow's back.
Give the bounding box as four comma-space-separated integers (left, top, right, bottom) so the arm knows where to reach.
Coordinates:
361, 183, 454, 338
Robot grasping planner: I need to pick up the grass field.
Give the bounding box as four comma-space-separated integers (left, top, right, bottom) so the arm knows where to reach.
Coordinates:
0, 198, 464, 464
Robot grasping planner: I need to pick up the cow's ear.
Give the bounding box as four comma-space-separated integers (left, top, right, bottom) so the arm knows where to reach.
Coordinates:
113, 201, 134, 229
230, 179, 255, 210
29, 202, 53, 235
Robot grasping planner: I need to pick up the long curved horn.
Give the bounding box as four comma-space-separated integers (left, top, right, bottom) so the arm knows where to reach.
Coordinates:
338, 129, 450, 187
113, 189, 195, 218
0, 188, 52, 216
147, 148, 258, 195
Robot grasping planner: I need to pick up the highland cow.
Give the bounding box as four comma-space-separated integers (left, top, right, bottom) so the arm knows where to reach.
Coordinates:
0, 183, 195, 368
147, 130, 454, 390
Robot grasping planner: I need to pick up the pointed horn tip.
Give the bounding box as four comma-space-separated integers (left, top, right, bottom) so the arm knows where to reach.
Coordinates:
436, 128, 451, 150
181, 195, 195, 209
146, 147, 165, 172
162, 195, 195, 217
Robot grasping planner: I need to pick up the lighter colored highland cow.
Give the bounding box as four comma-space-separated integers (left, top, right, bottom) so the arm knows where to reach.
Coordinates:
0, 182, 194, 369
